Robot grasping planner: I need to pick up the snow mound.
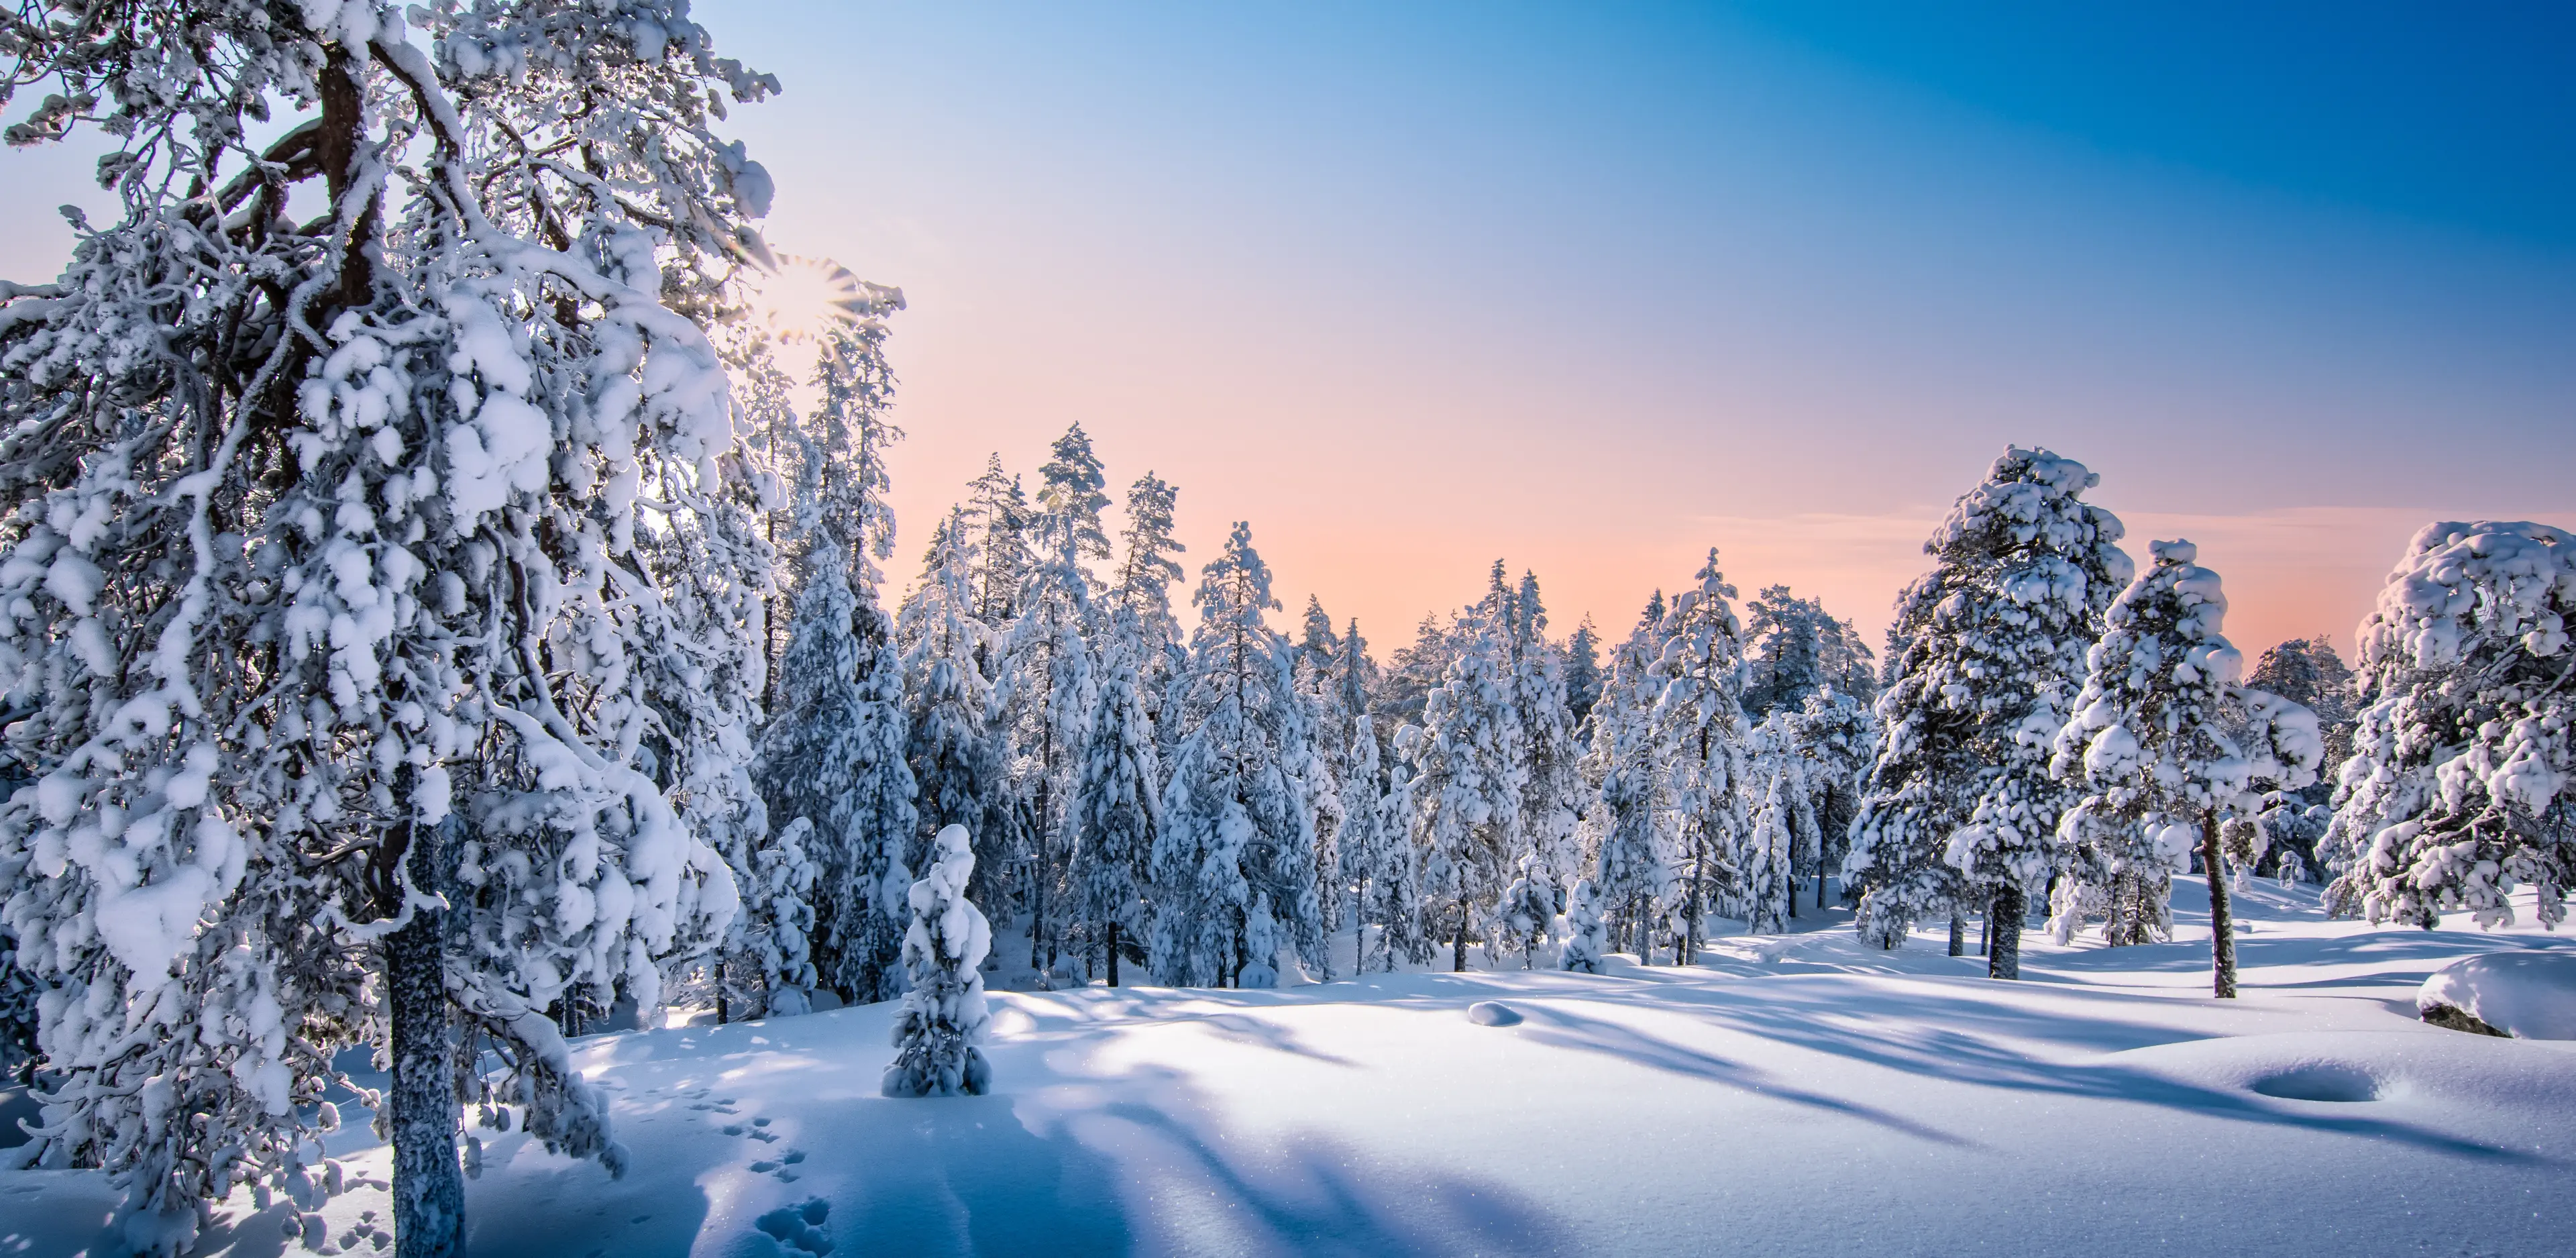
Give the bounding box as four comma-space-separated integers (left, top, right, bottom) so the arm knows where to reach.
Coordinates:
2107, 1029, 2576, 1114
1466, 1000, 1522, 1026
2418, 951, 2576, 1039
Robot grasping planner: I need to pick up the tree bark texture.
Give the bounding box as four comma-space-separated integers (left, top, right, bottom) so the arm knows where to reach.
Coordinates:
1989, 884, 2025, 981
388, 814, 463, 1258
2202, 814, 2238, 998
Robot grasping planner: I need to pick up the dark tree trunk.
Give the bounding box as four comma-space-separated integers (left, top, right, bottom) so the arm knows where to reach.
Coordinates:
2202, 814, 2238, 999
1947, 912, 1965, 957
1453, 897, 1469, 973
1817, 873, 1827, 912
1978, 910, 1992, 957
388, 813, 463, 1258
1989, 884, 2025, 981
1106, 921, 1120, 988
1681, 841, 1703, 966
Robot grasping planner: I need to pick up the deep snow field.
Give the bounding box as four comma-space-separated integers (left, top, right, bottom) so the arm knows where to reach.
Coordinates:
5, 878, 2573, 1258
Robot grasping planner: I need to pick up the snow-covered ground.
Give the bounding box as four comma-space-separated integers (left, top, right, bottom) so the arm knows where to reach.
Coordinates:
6, 878, 2572, 1257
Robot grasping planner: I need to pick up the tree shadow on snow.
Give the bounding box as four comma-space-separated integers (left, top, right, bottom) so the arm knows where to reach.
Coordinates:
1546, 979, 2546, 1165
828, 1070, 1570, 1258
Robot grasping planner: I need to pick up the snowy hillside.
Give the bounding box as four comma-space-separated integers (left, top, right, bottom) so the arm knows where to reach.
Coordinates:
7, 878, 2568, 1258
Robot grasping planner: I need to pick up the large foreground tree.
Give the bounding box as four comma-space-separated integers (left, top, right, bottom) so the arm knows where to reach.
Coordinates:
2326, 521, 2574, 930
0, 5, 780, 1252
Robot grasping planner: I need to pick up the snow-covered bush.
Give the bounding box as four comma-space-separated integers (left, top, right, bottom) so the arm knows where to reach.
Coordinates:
2326, 521, 2575, 930
1495, 856, 1557, 969
743, 820, 820, 1018
884, 825, 994, 1098
1561, 879, 1609, 974
2052, 541, 2320, 996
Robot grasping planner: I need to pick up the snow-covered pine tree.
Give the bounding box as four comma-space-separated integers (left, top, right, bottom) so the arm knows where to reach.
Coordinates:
1149, 525, 1328, 986
1070, 609, 1160, 986
1036, 425, 1114, 580
1495, 855, 1557, 968
1782, 688, 1874, 912
1560, 877, 1609, 974
998, 500, 1096, 982
1289, 598, 1355, 978
2246, 635, 2358, 804
1743, 586, 1877, 718
1369, 732, 1436, 970
1511, 572, 1585, 887
1564, 616, 1605, 729
0, 6, 775, 1251
960, 454, 1032, 627
883, 825, 994, 1097
1652, 550, 1751, 964
741, 818, 820, 1016
900, 511, 1015, 908
2325, 521, 2575, 930
1377, 613, 1457, 735
1409, 578, 1526, 972
1745, 772, 1796, 935
2053, 541, 2321, 996
1581, 593, 1673, 960
1334, 714, 1391, 974
1110, 472, 1187, 731
1845, 448, 2130, 963
1299, 596, 1342, 680
755, 545, 917, 1006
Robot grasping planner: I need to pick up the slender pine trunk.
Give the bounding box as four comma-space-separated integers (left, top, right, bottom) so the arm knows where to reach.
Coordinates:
1947, 912, 1965, 957
2202, 813, 2237, 998
1453, 896, 1469, 973
1990, 884, 2024, 980
1106, 921, 1120, 988
388, 811, 463, 1258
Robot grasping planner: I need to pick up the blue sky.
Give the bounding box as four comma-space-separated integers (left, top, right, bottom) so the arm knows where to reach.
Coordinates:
3, 2, 2567, 649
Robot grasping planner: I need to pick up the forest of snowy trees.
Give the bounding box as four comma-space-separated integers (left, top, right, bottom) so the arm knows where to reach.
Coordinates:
0, 5, 2571, 1257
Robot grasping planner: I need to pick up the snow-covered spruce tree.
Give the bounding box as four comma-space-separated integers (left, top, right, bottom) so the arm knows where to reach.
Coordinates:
2326, 521, 2575, 930
1845, 447, 2130, 962
1743, 586, 1877, 719
1494, 855, 1556, 968
1377, 613, 1457, 737
0, 6, 775, 1251
2053, 541, 2321, 996
1149, 524, 1328, 986
883, 824, 993, 1097
1368, 731, 1435, 969
755, 545, 917, 1006
1564, 617, 1605, 729
1582, 593, 1672, 959
1511, 571, 1585, 886
1287, 597, 1352, 980
958, 454, 1031, 627
1560, 878, 1608, 974
1782, 688, 1874, 913
1110, 472, 1186, 733
1745, 772, 1796, 935
2247, 635, 2358, 807
1334, 713, 1393, 974
1652, 550, 1750, 964
740, 818, 819, 1016
998, 508, 1095, 982
899, 511, 1015, 908
1070, 610, 1159, 986
1409, 584, 1525, 972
